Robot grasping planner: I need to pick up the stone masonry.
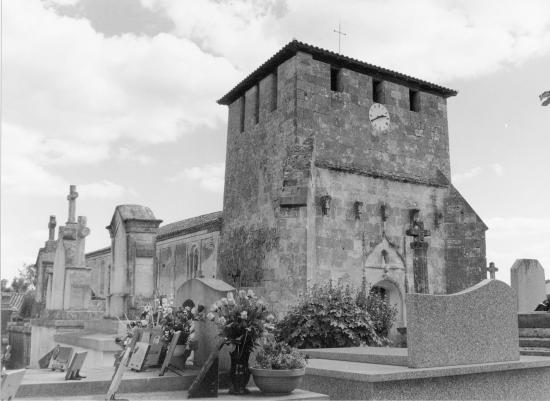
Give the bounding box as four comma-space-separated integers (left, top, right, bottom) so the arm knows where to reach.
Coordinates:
217, 41, 487, 317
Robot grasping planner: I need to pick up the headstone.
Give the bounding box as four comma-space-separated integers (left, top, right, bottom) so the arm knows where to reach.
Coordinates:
128, 342, 149, 371
159, 331, 181, 376
511, 259, 546, 313
50, 346, 73, 372
106, 346, 131, 401
65, 351, 87, 380
407, 279, 519, 368
1, 369, 26, 401
175, 278, 235, 368
38, 347, 56, 369
187, 344, 222, 398
143, 344, 162, 369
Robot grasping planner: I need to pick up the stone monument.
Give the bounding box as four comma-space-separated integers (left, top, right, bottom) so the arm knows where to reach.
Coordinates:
510, 259, 546, 313
34, 216, 58, 309
47, 185, 92, 310
407, 279, 519, 368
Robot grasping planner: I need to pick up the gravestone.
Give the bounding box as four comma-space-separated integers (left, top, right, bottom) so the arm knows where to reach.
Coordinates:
1, 369, 26, 401
407, 279, 519, 368
159, 331, 182, 376
106, 346, 131, 401
175, 278, 235, 369
143, 344, 162, 369
511, 259, 546, 313
65, 351, 87, 380
50, 346, 73, 372
128, 342, 149, 371
187, 343, 223, 398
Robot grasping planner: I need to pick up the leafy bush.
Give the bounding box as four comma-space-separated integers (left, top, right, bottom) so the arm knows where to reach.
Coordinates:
253, 340, 307, 370
276, 280, 397, 348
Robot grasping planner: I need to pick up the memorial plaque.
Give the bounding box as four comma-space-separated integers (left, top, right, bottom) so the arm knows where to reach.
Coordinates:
187, 349, 219, 398
159, 331, 181, 376
128, 342, 149, 371
50, 346, 73, 372
1, 369, 26, 401
143, 343, 162, 368
38, 347, 56, 369
64, 351, 87, 380
106, 347, 131, 401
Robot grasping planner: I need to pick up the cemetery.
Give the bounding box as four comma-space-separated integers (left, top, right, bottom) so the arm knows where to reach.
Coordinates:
3, 40, 550, 400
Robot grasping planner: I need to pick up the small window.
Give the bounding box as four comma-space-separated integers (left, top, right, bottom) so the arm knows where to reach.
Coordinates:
409, 89, 420, 112
239, 96, 245, 132
254, 84, 260, 124
373, 80, 385, 103
330, 67, 341, 92
271, 70, 278, 111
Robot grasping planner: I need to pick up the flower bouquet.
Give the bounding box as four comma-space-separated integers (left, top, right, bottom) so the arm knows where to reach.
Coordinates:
207, 289, 273, 394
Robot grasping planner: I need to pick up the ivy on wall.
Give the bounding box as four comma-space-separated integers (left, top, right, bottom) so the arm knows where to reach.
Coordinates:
219, 227, 279, 287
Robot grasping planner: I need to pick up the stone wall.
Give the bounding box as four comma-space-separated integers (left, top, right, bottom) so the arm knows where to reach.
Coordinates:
86, 248, 110, 298
156, 229, 219, 299
444, 186, 487, 293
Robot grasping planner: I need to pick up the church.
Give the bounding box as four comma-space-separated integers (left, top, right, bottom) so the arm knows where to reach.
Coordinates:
34, 41, 487, 330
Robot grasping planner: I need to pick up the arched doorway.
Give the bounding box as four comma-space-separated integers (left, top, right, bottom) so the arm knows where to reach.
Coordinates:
371, 279, 404, 341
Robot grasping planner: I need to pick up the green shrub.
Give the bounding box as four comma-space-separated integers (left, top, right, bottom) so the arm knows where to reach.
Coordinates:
276, 280, 397, 348
253, 340, 307, 370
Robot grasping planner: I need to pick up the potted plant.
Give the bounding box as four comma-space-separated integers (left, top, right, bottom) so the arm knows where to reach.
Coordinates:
207, 289, 271, 395
250, 340, 308, 394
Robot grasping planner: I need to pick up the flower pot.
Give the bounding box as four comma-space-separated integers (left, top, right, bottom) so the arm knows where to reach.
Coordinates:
250, 367, 306, 394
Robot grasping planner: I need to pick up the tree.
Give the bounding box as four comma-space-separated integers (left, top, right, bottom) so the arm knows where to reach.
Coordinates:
7, 264, 36, 293
1, 279, 9, 292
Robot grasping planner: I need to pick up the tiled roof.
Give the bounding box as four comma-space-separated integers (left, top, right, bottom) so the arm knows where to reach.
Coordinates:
85, 246, 111, 258
157, 211, 223, 241
218, 40, 457, 105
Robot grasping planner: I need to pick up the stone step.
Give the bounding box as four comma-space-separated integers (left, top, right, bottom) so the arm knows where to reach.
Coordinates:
16, 366, 198, 398
518, 312, 550, 328
18, 387, 328, 400
303, 346, 408, 366
519, 327, 550, 338
519, 337, 550, 348
520, 347, 550, 357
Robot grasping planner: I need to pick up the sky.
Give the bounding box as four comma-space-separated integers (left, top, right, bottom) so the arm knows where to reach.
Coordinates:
1, 0, 549, 286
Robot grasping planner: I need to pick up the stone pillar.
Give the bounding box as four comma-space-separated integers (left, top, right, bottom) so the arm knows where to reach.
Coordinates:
106, 205, 162, 318
511, 259, 546, 313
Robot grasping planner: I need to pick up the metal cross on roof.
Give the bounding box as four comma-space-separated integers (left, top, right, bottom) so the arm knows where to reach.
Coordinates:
333, 22, 347, 54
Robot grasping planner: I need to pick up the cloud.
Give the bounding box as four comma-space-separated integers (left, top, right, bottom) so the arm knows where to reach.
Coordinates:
144, 0, 550, 82
167, 163, 225, 193
80, 180, 128, 199
118, 147, 153, 165
452, 166, 482, 183
491, 163, 504, 176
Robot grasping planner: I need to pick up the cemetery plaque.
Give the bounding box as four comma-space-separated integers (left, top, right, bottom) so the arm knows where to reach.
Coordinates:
1, 368, 26, 401
159, 331, 182, 376
50, 346, 73, 372
143, 344, 162, 369
128, 342, 149, 372
38, 347, 56, 369
65, 351, 87, 380
187, 341, 224, 399
105, 346, 131, 401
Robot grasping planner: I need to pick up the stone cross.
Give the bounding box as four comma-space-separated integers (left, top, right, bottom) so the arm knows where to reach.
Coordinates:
406, 210, 431, 294
48, 215, 57, 241
66, 185, 78, 223
487, 262, 498, 280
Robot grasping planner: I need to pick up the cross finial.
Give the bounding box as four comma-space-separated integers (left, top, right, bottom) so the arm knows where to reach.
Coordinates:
487, 261, 498, 280
48, 215, 57, 241
67, 185, 78, 223
333, 22, 347, 54
540, 91, 550, 106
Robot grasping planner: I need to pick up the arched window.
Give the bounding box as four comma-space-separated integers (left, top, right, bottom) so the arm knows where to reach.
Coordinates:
193, 247, 199, 277
187, 245, 200, 279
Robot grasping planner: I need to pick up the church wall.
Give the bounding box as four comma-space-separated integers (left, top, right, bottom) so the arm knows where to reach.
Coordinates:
156, 230, 219, 299
304, 57, 451, 182
444, 186, 487, 293
313, 167, 448, 295
219, 54, 309, 313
